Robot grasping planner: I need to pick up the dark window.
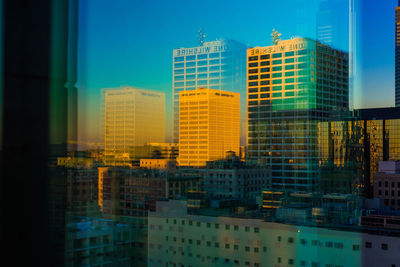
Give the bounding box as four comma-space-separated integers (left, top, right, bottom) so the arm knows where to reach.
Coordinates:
381, 243, 388, 250
260, 68, 270, 73
249, 82, 258, 86
248, 56, 258, 61
249, 69, 258, 74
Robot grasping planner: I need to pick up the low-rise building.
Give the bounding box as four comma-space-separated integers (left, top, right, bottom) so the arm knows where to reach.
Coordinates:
261, 190, 362, 225
65, 217, 137, 267
202, 152, 271, 203
148, 200, 400, 267
140, 158, 177, 170
373, 160, 400, 209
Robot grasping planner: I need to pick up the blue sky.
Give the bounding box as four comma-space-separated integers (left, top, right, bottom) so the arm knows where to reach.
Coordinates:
77, 0, 396, 143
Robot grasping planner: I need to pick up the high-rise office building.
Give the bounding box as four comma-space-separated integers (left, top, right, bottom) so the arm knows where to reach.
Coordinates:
103, 87, 165, 161
247, 38, 349, 192
172, 39, 247, 144
396, 1, 400, 106
178, 88, 240, 167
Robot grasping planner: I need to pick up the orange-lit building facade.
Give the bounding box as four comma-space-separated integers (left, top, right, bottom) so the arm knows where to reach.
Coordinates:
178, 88, 240, 167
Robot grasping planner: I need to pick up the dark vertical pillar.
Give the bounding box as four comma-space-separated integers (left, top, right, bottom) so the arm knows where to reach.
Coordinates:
1, 0, 52, 265
363, 120, 372, 198
1, 0, 76, 265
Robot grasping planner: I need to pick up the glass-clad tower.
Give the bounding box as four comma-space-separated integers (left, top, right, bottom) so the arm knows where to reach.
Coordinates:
172, 39, 247, 144
247, 38, 349, 192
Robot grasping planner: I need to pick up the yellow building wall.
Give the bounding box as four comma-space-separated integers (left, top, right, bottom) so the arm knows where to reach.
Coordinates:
178, 88, 240, 167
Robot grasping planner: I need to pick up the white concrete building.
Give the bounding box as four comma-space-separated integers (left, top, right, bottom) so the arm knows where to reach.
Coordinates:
148, 200, 400, 267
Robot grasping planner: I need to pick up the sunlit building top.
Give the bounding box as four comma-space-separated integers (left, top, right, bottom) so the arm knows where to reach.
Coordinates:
178, 87, 240, 167
172, 39, 247, 144
247, 37, 349, 192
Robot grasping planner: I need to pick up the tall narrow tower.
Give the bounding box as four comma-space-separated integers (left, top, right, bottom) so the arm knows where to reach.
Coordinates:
396, 1, 400, 106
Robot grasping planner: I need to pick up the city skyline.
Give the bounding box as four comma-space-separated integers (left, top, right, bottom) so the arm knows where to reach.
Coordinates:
76, 0, 397, 146
4, 1, 400, 266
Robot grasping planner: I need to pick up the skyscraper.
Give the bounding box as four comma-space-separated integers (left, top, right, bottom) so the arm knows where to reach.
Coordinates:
247, 37, 349, 191
178, 87, 240, 167
396, 0, 400, 106
103, 87, 165, 161
172, 39, 247, 144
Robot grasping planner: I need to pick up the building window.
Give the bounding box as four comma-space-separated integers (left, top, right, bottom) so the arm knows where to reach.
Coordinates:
245, 226, 250, 232
365, 242, 372, 248
381, 243, 388, 250
277, 236, 282, 242
352, 244, 360, 251
234, 225, 239, 231
254, 247, 259, 253
254, 227, 260, 233
288, 237, 294, 243
225, 225, 230, 230
334, 243, 343, 249
245, 246, 250, 252
225, 244, 230, 249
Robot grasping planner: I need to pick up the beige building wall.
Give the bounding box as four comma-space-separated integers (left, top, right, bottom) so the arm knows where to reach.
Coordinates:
178, 87, 239, 167
103, 87, 165, 160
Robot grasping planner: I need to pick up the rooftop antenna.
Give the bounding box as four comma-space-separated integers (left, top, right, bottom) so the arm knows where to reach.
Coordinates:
198, 29, 206, 46
271, 29, 281, 45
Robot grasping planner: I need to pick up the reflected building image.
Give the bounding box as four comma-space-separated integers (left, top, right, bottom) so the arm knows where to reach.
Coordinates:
102, 87, 165, 165
316, 0, 349, 49
318, 107, 400, 196
178, 88, 240, 167
247, 37, 349, 192
173, 39, 247, 144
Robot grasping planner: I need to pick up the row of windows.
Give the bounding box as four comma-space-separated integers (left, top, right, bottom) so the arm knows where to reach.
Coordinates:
174, 59, 232, 69
174, 52, 232, 62
248, 51, 309, 62
248, 77, 311, 87
174, 73, 222, 79
248, 57, 310, 68
164, 219, 260, 232
152, 258, 345, 267
377, 181, 400, 188
248, 63, 310, 70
